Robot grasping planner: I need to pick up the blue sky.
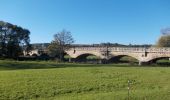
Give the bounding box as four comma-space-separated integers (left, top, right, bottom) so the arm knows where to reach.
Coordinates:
0, 0, 170, 44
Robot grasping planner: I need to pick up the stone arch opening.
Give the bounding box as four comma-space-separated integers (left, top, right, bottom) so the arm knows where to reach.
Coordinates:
74, 53, 101, 63
148, 57, 170, 66
32, 53, 38, 57
108, 55, 139, 64
26, 54, 30, 56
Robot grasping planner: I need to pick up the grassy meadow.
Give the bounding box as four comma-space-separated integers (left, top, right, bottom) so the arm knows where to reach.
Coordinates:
0, 60, 170, 100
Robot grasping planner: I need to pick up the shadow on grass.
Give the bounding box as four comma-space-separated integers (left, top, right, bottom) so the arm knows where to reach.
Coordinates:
0, 60, 169, 70
0, 60, 143, 70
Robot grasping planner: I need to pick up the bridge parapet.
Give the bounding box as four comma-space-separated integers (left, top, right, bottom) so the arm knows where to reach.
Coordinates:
72, 47, 147, 53
72, 47, 170, 53
146, 47, 170, 53
73, 47, 106, 51
109, 47, 146, 52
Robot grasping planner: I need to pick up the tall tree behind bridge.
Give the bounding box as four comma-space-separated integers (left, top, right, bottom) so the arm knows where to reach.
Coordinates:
157, 27, 170, 47
48, 29, 74, 61
47, 41, 60, 58
0, 21, 30, 58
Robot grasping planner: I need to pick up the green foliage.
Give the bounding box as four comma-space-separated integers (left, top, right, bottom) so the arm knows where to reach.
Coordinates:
119, 56, 138, 63
156, 59, 170, 66
86, 55, 99, 60
64, 55, 71, 59
47, 41, 60, 57
0, 60, 170, 99
156, 35, 170, 47
0, 21, 30, 58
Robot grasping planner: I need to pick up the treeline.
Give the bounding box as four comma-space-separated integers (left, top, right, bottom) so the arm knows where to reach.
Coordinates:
0, 21, 31, 59
30, 43, 152, 49
88, 43, 152, 47
1, 20, 170, 61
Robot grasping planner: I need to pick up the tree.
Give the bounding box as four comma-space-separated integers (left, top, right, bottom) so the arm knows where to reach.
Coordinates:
157, 35, 170, 47
0, 21, 30, 58
24, 44, 32, 55
48, 29, 74, 61
156, 27, 170, 47
47, 41, 60, 57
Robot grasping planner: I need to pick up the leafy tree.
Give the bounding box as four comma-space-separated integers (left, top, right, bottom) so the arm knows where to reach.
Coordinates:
0, 21, 30, 58
48, 29, 74, 61
157, 27, 170, 47
157, 35, 170, 47
24, 44, 32, 55
47, 41, 60, 57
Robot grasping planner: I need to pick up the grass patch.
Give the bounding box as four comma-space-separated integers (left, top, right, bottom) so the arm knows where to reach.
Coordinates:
0, 60, 170, 99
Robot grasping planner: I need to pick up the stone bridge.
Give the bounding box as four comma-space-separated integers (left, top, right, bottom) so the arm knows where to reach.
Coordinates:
66, 47, 170, 65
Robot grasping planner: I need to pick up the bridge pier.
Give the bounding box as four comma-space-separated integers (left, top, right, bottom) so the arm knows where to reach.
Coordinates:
100, 59, 108, 64
69, 58, 72, 63
68, 58, 76, 63
138, 61, 142, 66
98, 59, 102, 64
138, 61, 148, 66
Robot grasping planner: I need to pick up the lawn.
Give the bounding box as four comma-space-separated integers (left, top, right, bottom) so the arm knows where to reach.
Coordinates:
0, 60, 170, 100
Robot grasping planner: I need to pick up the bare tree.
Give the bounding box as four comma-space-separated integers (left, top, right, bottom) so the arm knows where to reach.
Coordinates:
48, 29, 74, 61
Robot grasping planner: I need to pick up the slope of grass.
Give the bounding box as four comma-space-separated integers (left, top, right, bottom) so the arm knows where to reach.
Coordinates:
0, 60, 170, 100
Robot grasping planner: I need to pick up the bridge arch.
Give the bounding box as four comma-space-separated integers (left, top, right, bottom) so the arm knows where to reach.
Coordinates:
75, 53, 101, 59
109, 52, 140, 61
65, 50, 104, 59
108, 54, 139, 64
73, 53, 101, 63
145, 55, 170, 62
32, 53, 38, 57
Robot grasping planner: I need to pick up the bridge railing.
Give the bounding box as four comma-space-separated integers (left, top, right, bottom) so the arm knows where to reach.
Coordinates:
73, 47, 146, 52
72, 47, 170, 53
146, 48, 170, 53
73, 47, 106, 51
109, 47, 146, 52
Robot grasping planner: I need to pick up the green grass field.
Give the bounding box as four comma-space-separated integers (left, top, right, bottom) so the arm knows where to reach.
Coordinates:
0, 60, 170, 100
